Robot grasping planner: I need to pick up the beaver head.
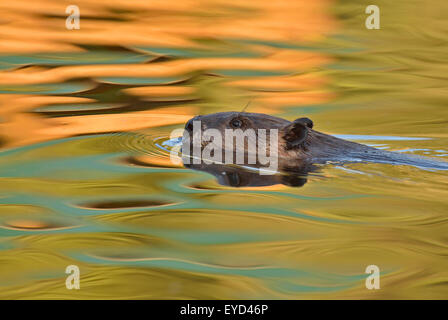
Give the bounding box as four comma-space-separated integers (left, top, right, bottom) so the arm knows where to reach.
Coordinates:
183, 112, 315, 169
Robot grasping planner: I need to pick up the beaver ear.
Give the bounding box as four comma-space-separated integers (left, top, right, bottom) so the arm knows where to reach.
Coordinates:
296, 117, 313, 129
282, 117, 313, 148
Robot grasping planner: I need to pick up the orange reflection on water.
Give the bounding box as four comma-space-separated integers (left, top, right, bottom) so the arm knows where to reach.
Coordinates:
0, 0, 337, 53
0, 0, 336, 149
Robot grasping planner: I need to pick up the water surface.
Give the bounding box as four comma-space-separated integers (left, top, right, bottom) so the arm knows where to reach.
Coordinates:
0, 0, 447, 299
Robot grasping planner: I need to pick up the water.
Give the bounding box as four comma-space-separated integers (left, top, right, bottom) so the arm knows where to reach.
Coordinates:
0, 0, 447, 299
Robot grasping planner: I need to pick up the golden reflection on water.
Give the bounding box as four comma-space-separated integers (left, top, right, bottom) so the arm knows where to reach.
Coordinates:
0, 0, 448, 299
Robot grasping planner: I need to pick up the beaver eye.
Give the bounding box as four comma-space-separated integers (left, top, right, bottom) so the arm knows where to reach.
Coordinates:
230, 118, 243, 128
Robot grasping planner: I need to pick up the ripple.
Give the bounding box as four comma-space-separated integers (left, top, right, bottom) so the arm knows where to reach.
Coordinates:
82, 199, 173, 209
107, 130, 182, 168
1, 219, 76, 231
96, 76, 190, 85
0, 51, 149, 67
335, 134, 431, 141
33, 103, 126, 113
0, 82, 95, 95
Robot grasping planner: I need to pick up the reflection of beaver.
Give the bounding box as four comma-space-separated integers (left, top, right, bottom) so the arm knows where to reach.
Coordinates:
184, 162, 311, 187
183, 111, 448, 172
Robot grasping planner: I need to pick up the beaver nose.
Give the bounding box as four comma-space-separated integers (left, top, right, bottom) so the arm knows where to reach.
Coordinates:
185, 116, 201, 132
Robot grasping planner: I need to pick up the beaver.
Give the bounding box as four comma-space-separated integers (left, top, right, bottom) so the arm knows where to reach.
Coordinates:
182, 111, 448, 173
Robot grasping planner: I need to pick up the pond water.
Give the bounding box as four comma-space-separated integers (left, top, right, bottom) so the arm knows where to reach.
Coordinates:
0, 0, 447, 299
